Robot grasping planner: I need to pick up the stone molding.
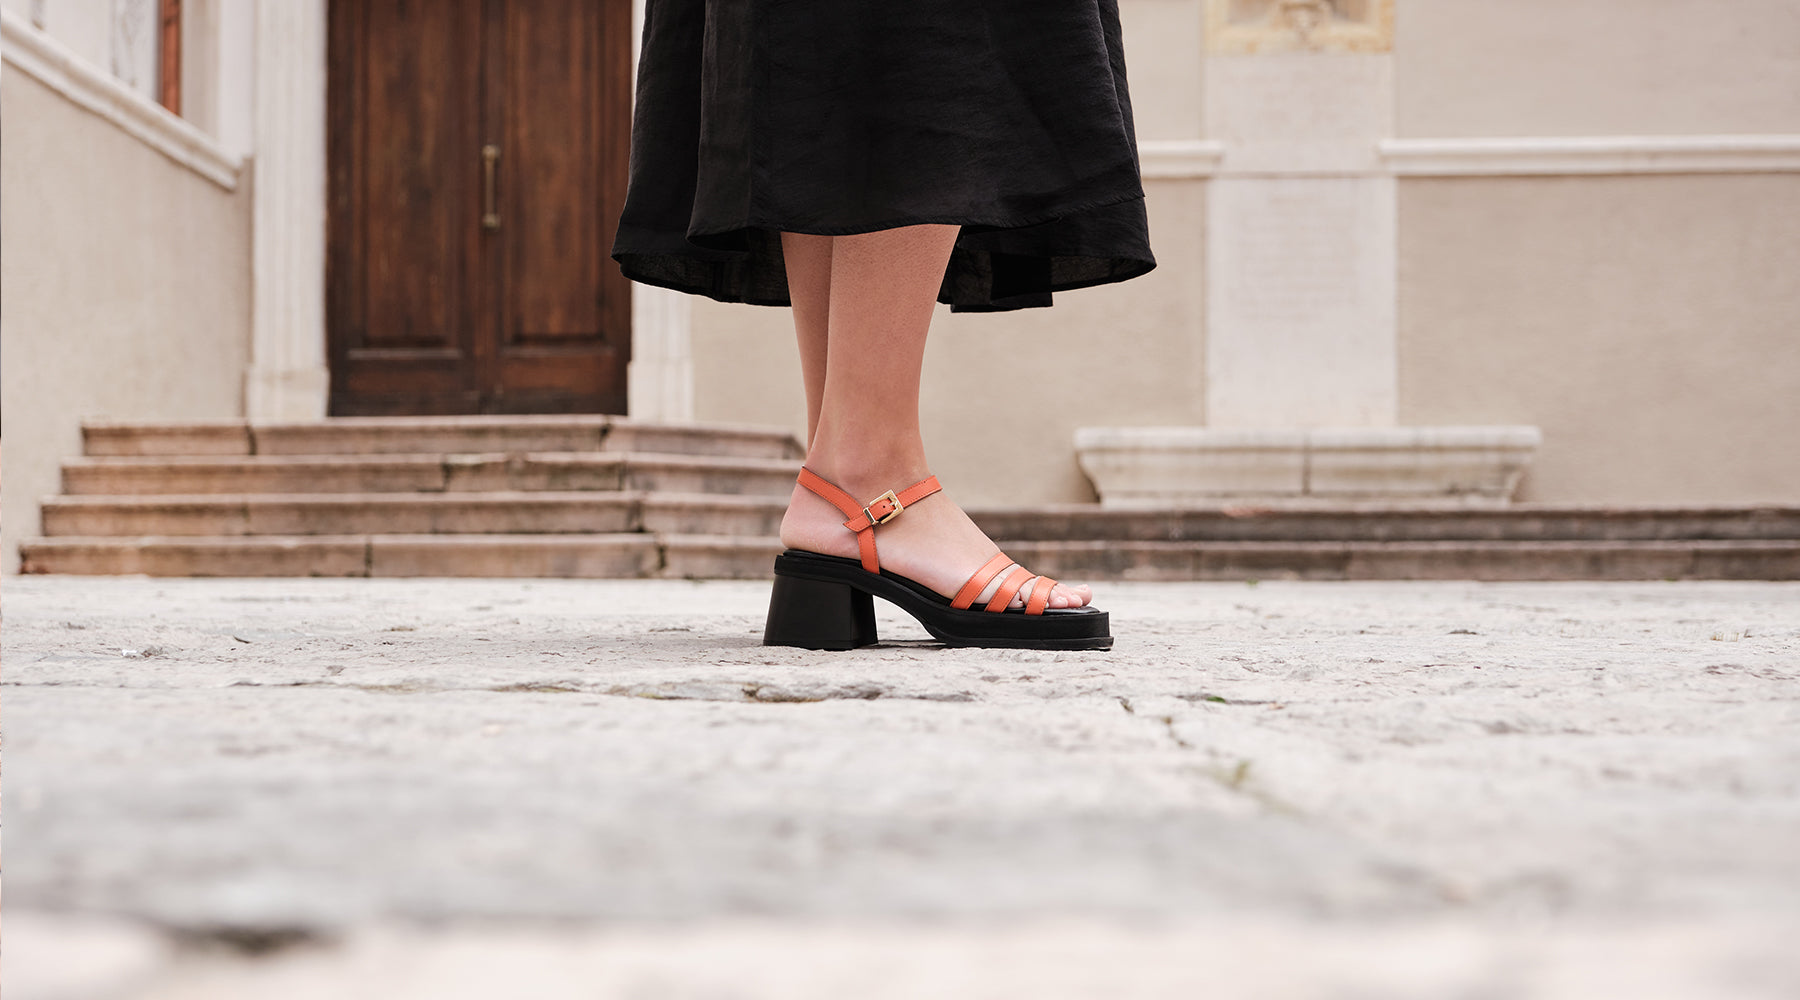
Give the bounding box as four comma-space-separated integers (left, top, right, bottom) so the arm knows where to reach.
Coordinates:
245, 0, 330, 422
1140, 140, 1226, 179
623, 0, 696, 423
1206, 0, 1395, 55
1381, 135, 1800, 177
0, 7, 243, 190
1139, 136, 1800, 183
1075, 425, 1542, 507
627, 286, 696, 423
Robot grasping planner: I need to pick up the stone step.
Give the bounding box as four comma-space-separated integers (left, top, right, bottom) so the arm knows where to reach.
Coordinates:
18, 534, 782, 579
995, 539, 1800, 582
968, 504, 1800, 543
60, 452, 803, 497
81, 416, 804, 460
45, 493, 1797, 546
18, 536, 1796, 581
40, 492, 787, 538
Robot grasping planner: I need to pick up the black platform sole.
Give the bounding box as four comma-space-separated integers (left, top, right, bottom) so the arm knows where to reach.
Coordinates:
763, 550, 1114, 651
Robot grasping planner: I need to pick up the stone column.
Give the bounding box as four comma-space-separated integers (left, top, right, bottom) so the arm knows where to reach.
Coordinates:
1202, 0, 1397, 428
627, 287, 695, 422
624, 0, 696, 422
244, 0, 329, 421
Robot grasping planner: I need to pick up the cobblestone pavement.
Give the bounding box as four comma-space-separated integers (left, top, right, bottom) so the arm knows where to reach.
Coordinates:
5, 576, 1798, 999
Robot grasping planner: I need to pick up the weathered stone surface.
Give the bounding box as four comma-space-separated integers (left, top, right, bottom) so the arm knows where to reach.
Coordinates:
17, 537, 370, 576
63, 456, 451, 496
7, 579, 1792, 935
77, 417, 804, 461
438, 454, 625, 493
82, 423, 253, 457
621, 453, 802, 497
40, 493, 644, 537
5, 576, 1798, 997
995, 539, 1800, 581
971, 503, 1800, 543
1072, 427, 1540, 506
42, 496, 256, 537
640, 494, 787, 537
10, 912, 1798, 1000
603, 421, 805, 460
659, 534, 784, 579
367, 534, 659, 578
252, 416, 610, 456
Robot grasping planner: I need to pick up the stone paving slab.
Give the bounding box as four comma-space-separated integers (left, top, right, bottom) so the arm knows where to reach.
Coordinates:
4, 576, 1798, 999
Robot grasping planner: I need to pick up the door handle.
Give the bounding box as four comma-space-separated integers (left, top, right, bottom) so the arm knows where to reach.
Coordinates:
481, 144, 501, 230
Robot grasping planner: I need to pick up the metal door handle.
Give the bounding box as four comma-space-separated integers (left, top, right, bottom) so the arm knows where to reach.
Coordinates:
481, 144, 501, 230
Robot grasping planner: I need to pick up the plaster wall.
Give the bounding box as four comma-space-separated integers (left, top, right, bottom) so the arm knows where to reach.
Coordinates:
1121, 0, 1205, 141
1, 70, 252, 572
1396, 0, 1800, 138
1397, 174, 1800, 504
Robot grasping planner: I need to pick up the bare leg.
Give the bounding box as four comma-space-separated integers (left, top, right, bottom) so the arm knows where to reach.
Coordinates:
778, 225, 1091, 610
780, 232, 832, 448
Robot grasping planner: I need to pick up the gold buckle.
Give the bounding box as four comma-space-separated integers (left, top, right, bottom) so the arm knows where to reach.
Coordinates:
864, 490, 904, 525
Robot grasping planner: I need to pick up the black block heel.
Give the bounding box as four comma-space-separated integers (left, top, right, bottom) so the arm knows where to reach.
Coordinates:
763, 571, 879, 650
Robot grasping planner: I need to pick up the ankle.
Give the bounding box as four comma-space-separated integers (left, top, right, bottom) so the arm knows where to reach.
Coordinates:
802, 444, 932, 502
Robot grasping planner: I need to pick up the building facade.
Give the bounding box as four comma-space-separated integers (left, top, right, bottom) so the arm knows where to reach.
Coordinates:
5, 0, 1799, 571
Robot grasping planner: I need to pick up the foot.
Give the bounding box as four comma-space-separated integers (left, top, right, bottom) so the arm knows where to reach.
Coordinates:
778, 474, 1094, 611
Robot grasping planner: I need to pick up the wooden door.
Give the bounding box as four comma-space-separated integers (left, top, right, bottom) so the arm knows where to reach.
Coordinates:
327, 0, 633, 415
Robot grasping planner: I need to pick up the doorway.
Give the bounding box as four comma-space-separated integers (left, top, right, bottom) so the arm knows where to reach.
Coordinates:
325, 0, 633, 415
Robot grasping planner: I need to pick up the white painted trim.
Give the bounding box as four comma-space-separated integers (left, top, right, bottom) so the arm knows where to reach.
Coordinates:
1381, 135, 1800, 177
1140, 139, 1225, 179
0, 7, 243, 190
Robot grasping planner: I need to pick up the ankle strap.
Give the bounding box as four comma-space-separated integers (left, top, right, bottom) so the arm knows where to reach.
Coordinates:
796, 466, 943, 574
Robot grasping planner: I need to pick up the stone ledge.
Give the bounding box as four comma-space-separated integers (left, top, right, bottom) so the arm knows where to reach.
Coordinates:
1074, 426, 1540, 507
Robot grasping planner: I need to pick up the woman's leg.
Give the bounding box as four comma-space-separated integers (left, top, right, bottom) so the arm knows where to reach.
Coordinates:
780, 232, 833, 449
778, 224, 1091, 610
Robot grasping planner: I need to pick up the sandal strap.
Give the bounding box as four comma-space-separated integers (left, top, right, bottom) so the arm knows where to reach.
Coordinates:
1024, 575, 1057, 616
984, 566, 1035, 613
951, 552, 1017, 610
796, 467, 943, 574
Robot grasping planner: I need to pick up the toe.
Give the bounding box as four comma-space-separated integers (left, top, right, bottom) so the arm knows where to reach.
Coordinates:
1056, 582, 1091, 608
1007, 579, 1093, 610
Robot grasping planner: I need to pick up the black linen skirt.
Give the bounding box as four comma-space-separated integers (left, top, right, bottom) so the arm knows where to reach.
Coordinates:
611, 0, 1156, 312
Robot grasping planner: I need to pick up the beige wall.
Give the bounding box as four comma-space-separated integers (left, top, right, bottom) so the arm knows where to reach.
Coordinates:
1398, 173, 1800, 504
692, 178, 1208, 507
1396, 0, 1800, 138
1120, 0, 1205, 141
1, 70, 252, 571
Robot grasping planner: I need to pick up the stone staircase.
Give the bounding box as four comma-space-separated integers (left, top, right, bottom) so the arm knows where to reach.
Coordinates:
19, 417, 1800, 580
968, 504, 1800, 581
20, 417, 803, 578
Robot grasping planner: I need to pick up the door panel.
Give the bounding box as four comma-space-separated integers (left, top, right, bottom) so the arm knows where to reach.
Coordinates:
327, 0, 632, 416
328, 0, 486, 412
486, 0, 634, 412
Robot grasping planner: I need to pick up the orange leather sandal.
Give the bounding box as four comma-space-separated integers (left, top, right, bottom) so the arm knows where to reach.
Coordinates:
763, 467, 1113, 651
